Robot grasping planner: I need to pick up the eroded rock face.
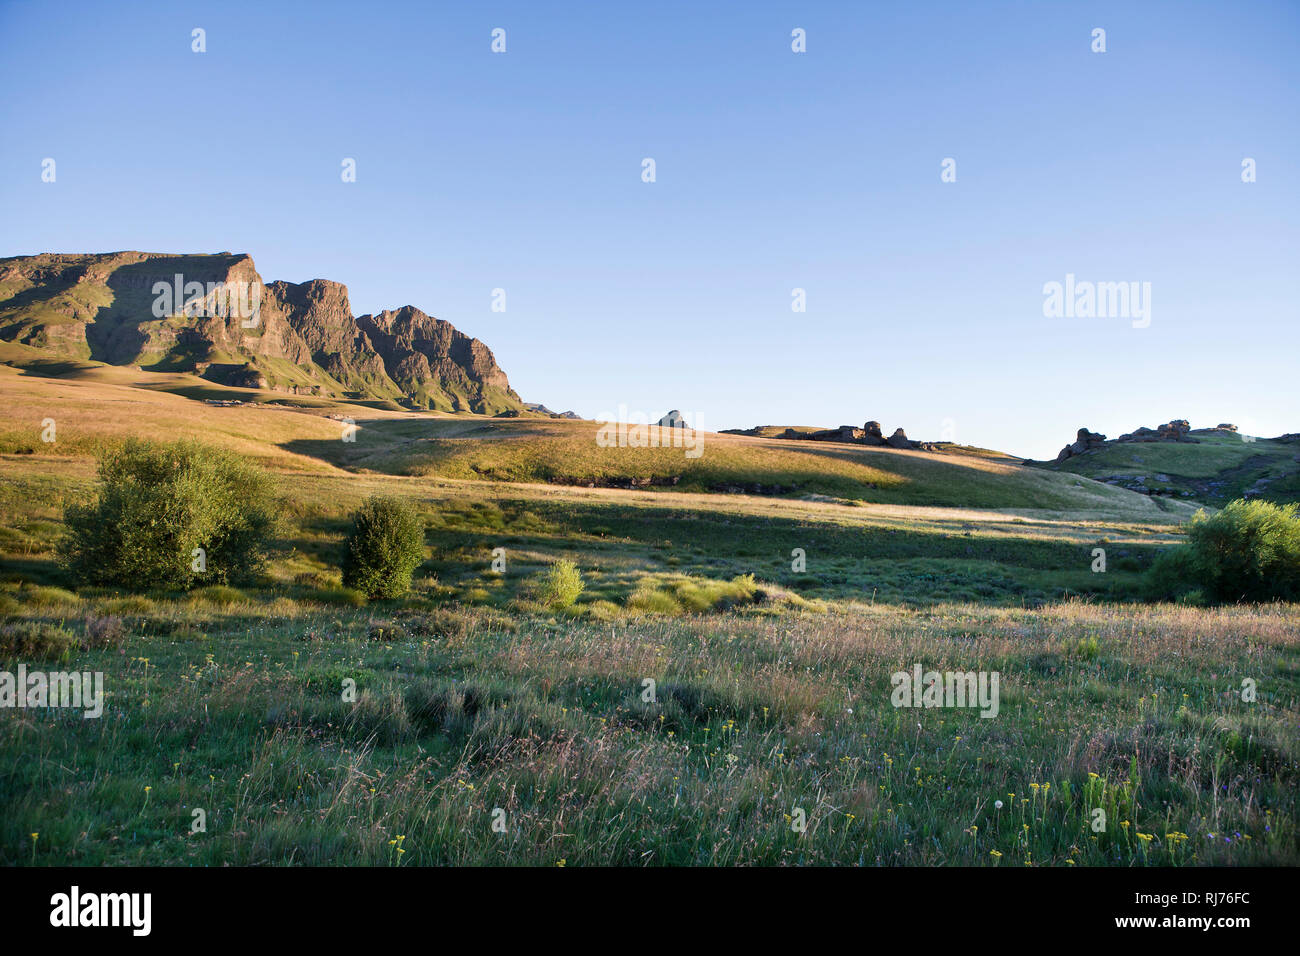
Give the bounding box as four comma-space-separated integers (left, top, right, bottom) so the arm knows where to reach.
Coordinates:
0, 251, 523, 413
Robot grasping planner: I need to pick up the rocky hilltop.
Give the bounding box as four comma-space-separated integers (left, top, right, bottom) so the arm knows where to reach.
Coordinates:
0, 251, 524, 414
723, 420, 938, 451
1054, 420, 1220, 462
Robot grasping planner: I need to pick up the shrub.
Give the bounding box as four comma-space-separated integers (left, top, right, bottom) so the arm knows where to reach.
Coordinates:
1146, 499, 1300, 603
82, 614, 126, 650
341, 496, 426, 599
0, 622, 77, 662
60, 439, 278, 591
530, 559, 584, 609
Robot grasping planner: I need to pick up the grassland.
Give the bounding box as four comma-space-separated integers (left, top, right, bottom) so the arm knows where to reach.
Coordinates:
0, 368, 1296, 866
2, 597, 1295, 866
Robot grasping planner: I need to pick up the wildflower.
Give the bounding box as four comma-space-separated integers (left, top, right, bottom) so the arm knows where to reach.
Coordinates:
994, 800, 1003, 810
989, 849, 1002, 858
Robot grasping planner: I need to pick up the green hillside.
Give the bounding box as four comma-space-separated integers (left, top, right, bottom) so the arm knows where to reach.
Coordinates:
1033, 430, 1300, 506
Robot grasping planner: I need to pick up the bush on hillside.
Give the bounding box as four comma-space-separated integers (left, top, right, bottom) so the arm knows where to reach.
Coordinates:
341, 496, 426, 599
1146, 499, 1300, 604
60, 439, 278, 591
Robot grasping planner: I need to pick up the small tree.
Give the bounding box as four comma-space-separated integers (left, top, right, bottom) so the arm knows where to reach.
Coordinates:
530, 559, 584, 609
341, 496, 426, 599
1147, 499, 1300, 603
61, 439, 278, 590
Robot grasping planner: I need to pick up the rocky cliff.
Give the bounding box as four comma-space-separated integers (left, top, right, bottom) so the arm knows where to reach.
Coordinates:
0, 251, 524, 414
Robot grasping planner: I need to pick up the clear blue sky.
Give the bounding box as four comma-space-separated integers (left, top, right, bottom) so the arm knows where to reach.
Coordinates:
2, 0, 1297, 459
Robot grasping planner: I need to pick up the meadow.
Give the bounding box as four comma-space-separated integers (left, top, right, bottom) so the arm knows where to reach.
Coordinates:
0, 367, 1296, 866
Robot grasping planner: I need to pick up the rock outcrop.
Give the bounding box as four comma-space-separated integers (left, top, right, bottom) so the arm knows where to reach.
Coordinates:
1055, 419, 1213, 462
1055, 427, 1108, 462
1117, 420, 1196, 444
657, 410, 688, 428
737, 419, 935, 450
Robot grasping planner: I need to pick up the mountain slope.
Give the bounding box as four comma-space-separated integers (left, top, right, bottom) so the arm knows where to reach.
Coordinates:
0, 251, 524, 414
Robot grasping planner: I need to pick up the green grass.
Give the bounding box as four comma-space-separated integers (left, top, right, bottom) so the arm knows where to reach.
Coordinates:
1, 598, 1295, 866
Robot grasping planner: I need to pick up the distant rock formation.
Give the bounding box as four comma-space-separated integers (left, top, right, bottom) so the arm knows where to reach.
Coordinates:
658, 410, 688, 428
524, 403, 582, 419
1055, 419, 1206, 462
886, 427, 913, 449
1055, 427, 1108, 462
1117, 420, 1196, 444
732, 419, 935, 451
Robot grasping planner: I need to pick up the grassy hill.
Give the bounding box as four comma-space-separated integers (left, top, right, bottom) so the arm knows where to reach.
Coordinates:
0, 365, 1196, 518
1032, 429, 1300, 506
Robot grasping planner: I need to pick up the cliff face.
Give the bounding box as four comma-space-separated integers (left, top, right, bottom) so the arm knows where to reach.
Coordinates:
0, 251, 522, 413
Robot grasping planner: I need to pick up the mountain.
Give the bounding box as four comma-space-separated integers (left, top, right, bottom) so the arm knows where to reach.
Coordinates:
0, 251, 524, 414
1030, 421, 1300, 506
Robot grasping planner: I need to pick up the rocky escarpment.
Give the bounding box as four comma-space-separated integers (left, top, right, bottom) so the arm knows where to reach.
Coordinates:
0, 251, 524, 414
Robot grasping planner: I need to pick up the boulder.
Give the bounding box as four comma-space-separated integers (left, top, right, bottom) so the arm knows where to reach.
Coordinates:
887, 427, 913, 449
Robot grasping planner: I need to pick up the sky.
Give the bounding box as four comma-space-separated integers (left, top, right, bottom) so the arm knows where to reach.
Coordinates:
1, 0, 1297, 459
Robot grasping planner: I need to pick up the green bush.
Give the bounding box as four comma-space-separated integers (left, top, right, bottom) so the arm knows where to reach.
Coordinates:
341, 496, 426, 599
530, 559, 584, 609
60, 439, 278, 591
1146, 499, 1300, 603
